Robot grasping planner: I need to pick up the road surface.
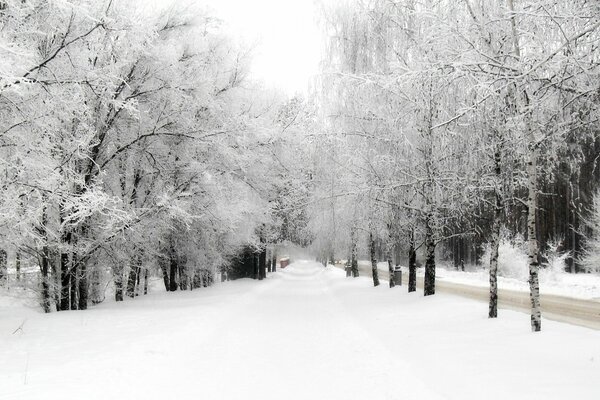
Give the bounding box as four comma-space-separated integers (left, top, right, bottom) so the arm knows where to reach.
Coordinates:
340, 263, 600, 330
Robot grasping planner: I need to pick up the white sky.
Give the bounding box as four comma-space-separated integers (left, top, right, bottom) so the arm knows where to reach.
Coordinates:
196, 0, 323, 94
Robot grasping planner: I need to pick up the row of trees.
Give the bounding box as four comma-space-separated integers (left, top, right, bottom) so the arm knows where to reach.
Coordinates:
0, 1, 303, 311
305, 0, 600, 331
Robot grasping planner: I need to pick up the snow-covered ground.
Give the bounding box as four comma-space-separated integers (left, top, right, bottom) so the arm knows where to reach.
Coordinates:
1, 261, 599, 399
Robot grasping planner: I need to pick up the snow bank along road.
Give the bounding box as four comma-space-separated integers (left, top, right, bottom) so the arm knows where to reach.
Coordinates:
2, 261, 599, 400
346, 263, 600, 330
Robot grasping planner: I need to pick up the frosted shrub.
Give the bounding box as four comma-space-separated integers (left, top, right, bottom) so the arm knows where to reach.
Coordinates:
581, 191, 600, 273
540, 239, 570, 282
481, 235, 529, 281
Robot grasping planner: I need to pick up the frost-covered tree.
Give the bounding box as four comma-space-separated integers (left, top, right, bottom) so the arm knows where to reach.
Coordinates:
581, 191, 600, 273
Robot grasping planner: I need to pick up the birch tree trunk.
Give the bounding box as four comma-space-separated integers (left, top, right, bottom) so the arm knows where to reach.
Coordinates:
388, 257, 395, 288
489, 139, 503, 318
114, 263, 124, 301
488, 197, 501, 318
526, 125, 542, 332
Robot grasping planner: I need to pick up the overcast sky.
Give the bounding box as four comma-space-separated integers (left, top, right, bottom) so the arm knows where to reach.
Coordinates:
187, 0, 323, 94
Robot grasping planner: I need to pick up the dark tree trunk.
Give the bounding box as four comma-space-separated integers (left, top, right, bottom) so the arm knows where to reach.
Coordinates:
423, 214, 436, 296
350, 228, 359, 277
59, 249, 71, 311
271, 251, 277, 273
15, 252, 21, 281
178, 255, 187, 290
169, 253, 178, 292
0, 249, 6, 283
388, 258, 395, 288
253, 253, 259, 280
70, 256, 78, 310
259, 244, 267, 280
143, 268, 149, 295
40, 247, 52, 313
370, 232, 380, 287
408, 229, 417, 293
267, 257, 272, 273
78, 260, 88, 310
114, 263, 124, 302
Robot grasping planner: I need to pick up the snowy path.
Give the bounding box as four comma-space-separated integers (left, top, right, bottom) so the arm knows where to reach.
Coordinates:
2, 261, 600, 399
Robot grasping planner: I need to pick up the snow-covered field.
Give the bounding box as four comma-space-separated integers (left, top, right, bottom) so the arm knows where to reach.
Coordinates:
1, 261, 599, 399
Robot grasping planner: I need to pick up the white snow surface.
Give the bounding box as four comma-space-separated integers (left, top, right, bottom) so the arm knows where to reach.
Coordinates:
1, 261, 599, 399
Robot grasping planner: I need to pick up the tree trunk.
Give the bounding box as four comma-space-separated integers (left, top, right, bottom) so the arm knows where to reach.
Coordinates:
424, 215, 436, 296
526, 132, 542, 332
388, 258, 395, 288
114, 263, 124, 302
408, 229, 417, 293
259, 245, 267, 280
351, 228, 359, 277
40, 247, 52, 313
15, 252, 21, 282
126, 259, 139, 297
169, 253, 178, 292
370, 232, 380, 287
59, 248, 71, 311
0, 249, 6, 284
489, 207, 501, 318
178, 261, 187, 290
489, 141, 503, 318
143, 268, 149, 295
159, 256, 169, 291
78, 260, 88, 310
253, 253, 259, 279
272, 249, 277, 273
90, 266, 103, 305
70, 255, 78, 310
51, 257, 60, 311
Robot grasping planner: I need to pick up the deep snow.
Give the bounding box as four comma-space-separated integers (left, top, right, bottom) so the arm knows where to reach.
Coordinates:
1, 261, 599, 399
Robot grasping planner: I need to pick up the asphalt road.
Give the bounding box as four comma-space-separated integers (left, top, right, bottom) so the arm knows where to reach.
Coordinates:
338, 263, 600, 330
